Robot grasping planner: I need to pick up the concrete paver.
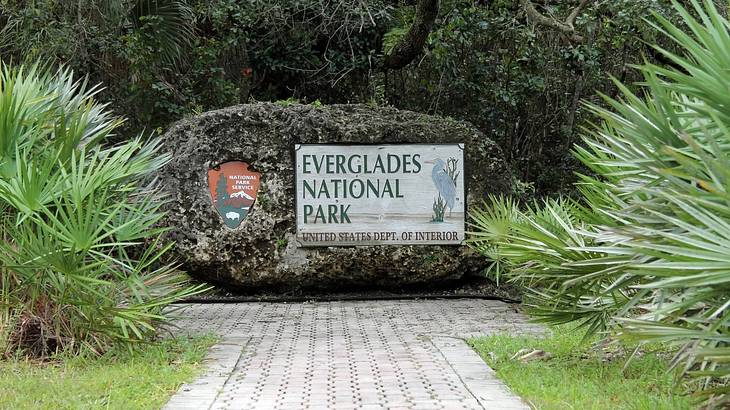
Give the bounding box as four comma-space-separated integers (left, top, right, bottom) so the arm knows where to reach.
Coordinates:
164, 299, 541, 410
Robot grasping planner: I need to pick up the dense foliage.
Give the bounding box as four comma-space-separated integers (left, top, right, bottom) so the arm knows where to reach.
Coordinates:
469, 1, 730, 406
0, 0, 691, 193
0, 64, 205, 357
383, 0, 683, 193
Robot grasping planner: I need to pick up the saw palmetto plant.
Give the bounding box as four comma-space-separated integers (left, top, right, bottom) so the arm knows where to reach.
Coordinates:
0, 63, 206, 357
469, 0, 730, 406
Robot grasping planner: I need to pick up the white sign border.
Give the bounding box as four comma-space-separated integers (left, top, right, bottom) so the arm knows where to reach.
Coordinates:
293, 143, 467, 247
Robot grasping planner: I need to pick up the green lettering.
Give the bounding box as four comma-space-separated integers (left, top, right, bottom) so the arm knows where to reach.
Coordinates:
403, 155, 412, 173
373, 156, 385, 173
348, 155, 362, 174
412, 154, 422, 173
303, 180, 316, 199
350, 179, 364, 198
336, 155, 346, 174
340, 204, 351, 223
328, 204, 338, 223
314, 205, 326, 223
317, 181, 330, 198
387, 154, 401, 173
331, 179, 342, 198
313, 155, 325, 173
302, 155, 312, 174
366, 179, 380, 198
382, 179, 394, 197
303, 204, 313, 223
363, 155, 371, 173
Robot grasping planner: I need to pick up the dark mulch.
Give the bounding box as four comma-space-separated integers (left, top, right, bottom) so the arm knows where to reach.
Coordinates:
181, 275, 522, 304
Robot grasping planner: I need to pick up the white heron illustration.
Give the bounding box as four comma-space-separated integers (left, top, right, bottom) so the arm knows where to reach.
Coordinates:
426, 158, 457, 213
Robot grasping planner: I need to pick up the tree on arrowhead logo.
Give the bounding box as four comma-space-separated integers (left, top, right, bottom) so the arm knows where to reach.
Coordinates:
208, 161, 261, 229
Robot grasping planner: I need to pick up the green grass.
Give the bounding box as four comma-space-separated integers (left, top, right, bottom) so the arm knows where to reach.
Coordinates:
0, 336, 216, 410
468, 327, 694, 410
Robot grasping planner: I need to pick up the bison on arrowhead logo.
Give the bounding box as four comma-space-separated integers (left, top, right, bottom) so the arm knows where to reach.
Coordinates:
208, 161, 261, 229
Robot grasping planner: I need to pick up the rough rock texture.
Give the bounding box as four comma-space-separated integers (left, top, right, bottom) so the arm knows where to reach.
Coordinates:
158, 103, 512, 290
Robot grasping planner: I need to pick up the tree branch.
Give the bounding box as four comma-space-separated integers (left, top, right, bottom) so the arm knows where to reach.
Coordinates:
382, 0, 440, 70
521, 0, 590, 43
566, 0, 589, 27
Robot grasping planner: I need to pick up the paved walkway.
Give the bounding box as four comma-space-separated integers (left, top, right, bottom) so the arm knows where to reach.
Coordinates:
164, 299, 541, 410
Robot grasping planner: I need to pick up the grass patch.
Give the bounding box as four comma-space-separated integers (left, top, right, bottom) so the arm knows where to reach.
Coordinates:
468, 326, 693, 410
0, 336, 216, 410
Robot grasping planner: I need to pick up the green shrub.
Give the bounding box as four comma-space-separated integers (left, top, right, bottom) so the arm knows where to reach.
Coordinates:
469, 0, 730, 406
0, 63, 206, 357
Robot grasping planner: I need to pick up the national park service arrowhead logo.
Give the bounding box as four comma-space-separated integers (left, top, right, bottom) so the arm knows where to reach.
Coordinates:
208, 161, 261, 229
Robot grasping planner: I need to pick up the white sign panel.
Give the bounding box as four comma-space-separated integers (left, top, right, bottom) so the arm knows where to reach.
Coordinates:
295, 144, 465, 246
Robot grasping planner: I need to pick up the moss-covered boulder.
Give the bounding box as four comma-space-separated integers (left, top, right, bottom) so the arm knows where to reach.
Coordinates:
158, 103, 511, 290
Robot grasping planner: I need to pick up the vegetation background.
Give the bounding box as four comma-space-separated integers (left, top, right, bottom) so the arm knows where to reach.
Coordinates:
1, 0, 710, 195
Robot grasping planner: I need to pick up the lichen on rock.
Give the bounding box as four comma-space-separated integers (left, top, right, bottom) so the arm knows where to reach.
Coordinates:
158, 103, 512, 290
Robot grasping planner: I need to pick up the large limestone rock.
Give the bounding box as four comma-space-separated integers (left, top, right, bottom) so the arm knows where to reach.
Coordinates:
158, 103, 512, 290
